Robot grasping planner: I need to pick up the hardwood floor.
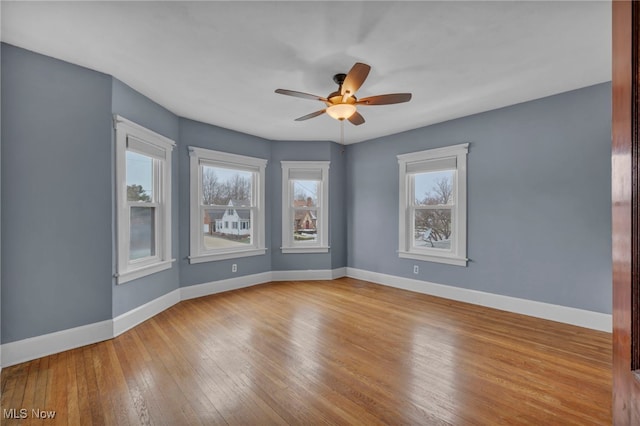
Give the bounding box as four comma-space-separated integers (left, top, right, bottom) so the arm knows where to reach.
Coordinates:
1, 278, 611, 425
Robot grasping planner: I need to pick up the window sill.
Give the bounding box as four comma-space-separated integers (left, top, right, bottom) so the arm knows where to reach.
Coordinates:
281, 246, 330, 254
189, 248, 267, 264
398, 251, 468, 267
116, 259, 176, 284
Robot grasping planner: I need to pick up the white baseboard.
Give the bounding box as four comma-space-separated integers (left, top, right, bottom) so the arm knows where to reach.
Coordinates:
2, 266, 609, 368
271, 267, 347, 281
346, 267, 612, 332
113, 289, 181, 337
2, 269, 339, 368
332, 267, 347, 279
180, 271, 272, 301
1, 319, 114, 368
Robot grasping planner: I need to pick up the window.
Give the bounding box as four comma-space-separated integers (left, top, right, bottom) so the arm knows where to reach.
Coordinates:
398, 143, 468, 266
189, 146, 267, 263
114, 115, 175, 284
281, 161, 330, 253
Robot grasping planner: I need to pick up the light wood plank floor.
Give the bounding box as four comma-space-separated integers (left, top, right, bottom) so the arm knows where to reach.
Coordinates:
1, 278, 611, 425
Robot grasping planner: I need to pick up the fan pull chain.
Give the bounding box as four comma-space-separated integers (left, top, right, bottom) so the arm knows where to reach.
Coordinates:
340, 119, 345, 144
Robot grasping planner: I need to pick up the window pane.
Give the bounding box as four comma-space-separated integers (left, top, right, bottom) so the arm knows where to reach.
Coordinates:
130, 207, 156, 260
203, 208, 252, 250
202, 165, 252, 205
414, 170, 454, 206
293, 180, 318, 207
126, 151, 154, 201
293, 209, 318, 242
414, 209, 452, 250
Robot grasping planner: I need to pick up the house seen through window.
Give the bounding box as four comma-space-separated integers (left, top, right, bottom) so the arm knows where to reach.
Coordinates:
202, 165, 253, 249
292, 180, 319, 243
189, 147, 267, 263
281, 161, 330, 253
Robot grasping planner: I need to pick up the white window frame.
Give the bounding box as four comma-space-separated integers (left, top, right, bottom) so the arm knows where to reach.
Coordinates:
188, 146, 267, 263
397, 143, 468, 266
281, 161, 330, 254
114, 115, 175, 284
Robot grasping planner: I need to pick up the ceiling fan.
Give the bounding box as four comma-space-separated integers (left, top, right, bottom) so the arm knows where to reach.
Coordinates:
275, 62, 412, 126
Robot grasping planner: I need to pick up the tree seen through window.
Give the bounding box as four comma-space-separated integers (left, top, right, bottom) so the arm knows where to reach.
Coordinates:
414, 172, 454, 250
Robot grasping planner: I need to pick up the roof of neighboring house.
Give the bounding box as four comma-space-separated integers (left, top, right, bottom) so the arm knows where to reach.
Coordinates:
204, 200, 252, 224
205, 210, 224, 223
295, 210, 317, 221
229, 199, 251, 220
234, 210, 250, 220
293, 197, 315, 208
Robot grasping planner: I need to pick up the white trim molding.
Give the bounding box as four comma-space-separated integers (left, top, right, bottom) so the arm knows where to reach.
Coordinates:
1, 269, 349, 367
281, 161, 330, 254
332, 267, 347, 279
180, 272, 272, 301
3, 266, 607, 368
398, 143, 469, 267
272, 268, 344, 281
114, 115, 176, 284
188, 146, 268, 264
188, 248, 267, 264
1, 320, 114, 368
346, 267, 611, 332
113, 289, 181, 337
281, 246, 329, 254
181, 269, 346, 298
115, 259, 176, 283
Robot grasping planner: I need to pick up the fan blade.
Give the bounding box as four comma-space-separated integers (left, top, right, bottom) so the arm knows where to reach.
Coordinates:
275, 89, 327, 102
348, 111, 365, 126
357, 93, 412, 105
341, 63, 371, 97
295, 109, 326, 121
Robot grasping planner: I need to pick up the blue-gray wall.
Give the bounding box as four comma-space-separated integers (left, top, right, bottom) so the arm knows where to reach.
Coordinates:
178, 118, 272, 287
346, 83, 612, 314
0, 43, 612, 345
330, 142, 347, 270
111, 79, 180, 317
1, 44, 113, 342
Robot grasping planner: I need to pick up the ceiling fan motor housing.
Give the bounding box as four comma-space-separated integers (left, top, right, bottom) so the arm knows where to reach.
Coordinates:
333, 73, 347, 85
328, 73, 356, 105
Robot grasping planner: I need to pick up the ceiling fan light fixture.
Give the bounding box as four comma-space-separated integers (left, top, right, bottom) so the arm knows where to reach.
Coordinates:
275, 62, 411, 126
326, 103, 357, 121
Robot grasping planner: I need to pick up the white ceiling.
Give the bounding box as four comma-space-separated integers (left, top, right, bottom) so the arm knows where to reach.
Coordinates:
1, 1, 611, 144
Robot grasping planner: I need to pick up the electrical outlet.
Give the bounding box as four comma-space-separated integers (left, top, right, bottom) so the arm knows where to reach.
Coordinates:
232, 264, 237, 273
413, 265, 419, 274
